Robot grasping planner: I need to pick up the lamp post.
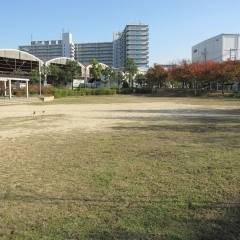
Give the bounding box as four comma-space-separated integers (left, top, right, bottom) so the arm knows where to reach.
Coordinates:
194, 76, 197, 96
39, 70, 42, 96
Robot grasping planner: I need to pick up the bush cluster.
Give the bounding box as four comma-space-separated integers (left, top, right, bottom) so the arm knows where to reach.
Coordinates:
47, 88, 117, 98
233, 92, 240, 98
13, 84, 205, 98
12, 85, 116, 98
135, 88, 152, 94
119, 88, 133, 94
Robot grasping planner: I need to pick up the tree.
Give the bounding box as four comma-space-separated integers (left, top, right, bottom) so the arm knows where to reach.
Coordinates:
29, 69, 40, 84
89, 58, 102, 88
64, 59, 82, 89
146, 64, 168, 88
109, 69, 117, 87
11, 69, 25, 77
212, 60, 239, 94
135, 73, 146, 87
193, 61, 218, 89
116, 72, 124, 88
102, 67, 112, 87
235, 61, 240, 91
124, 58, 138, 87
169, 60, 194, 88
102, 67, 118, 87
122, 80, 129, 88
48, 64, 62, 87
145, 67, 155, 88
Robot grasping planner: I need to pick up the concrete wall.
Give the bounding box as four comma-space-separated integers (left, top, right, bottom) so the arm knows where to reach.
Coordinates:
192, 34, 240, 62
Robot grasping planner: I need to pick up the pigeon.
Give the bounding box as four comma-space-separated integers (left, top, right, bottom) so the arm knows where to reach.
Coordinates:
33, 111, 36, 114
43, 111, 45, 113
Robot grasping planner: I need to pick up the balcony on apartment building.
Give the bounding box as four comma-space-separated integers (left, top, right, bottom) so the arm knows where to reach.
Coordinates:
126, 45, 149, 50
126, 37, 149, 41
126, 32, 149, 37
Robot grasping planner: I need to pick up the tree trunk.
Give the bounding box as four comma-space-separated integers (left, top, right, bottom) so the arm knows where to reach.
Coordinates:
221, 82, 224, 94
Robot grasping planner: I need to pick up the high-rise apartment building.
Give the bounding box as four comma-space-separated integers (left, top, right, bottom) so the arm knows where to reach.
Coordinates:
19, 33, 74, 60
113, 23, 149, 69
75, 42, 113, 66
19, 23, 149, 68
113, 32, 122, 68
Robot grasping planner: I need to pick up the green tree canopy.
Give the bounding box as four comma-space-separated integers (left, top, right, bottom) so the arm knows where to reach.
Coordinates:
124, 58, 138, 87
116, 72, 124, 87
29, 69, 40, 84
48, 64, 62, 86
89, 58, 102, 88
102, 67, 117, 87
64, 59, 82, 89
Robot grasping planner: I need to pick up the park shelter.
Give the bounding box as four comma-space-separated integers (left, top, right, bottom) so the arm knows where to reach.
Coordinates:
0, 49, 43, 75
0, 77, 29, 99
0, 49, 43, 99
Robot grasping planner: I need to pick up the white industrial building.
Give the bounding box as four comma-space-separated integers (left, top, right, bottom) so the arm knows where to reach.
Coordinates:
192, 34, 240, 62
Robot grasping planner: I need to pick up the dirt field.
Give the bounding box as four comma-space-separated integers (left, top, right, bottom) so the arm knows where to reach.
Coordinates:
0, 99, 238, 140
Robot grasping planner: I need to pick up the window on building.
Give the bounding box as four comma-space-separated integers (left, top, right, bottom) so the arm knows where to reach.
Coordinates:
193, 49, 197, 53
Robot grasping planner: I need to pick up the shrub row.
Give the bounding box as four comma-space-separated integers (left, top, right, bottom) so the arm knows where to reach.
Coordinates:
13, 85, 154, 98
51, 88, 117, 98
118, 88, 152, 94
233, 92, 240, 98
13, 86, 117, 98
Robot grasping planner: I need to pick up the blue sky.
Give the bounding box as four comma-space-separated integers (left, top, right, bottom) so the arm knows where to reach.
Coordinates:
1, 0, 240, 66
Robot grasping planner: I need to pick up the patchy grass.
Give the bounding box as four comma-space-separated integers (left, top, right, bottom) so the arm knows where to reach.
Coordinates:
0, 97, 239, 239
30, 94, 240, 107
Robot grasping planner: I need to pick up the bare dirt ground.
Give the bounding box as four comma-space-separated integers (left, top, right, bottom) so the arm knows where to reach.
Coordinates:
0, 100, 239, 141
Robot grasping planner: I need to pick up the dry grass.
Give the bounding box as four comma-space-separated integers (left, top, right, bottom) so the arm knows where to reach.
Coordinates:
0, 95, 239, 239
30, 94, 240, 106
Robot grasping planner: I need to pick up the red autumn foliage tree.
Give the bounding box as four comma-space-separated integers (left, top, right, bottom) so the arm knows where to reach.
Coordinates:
196, 61, 219, 89
145, 64, 168, 88
212, 60, 240, 94
169, 60, 195, 88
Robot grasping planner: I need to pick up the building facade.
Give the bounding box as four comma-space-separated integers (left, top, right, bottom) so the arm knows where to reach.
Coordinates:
75, 42, 113, 67
19, 33, 74, 60
19, 23, 149, 68
192, 34, 240, 62
113, 23, 149, 69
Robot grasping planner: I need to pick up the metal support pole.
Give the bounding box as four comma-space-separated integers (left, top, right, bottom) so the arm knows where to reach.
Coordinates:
4, 81, 6, 96
26, 81, 29, 98
8, 79, 12, 99
44, 74, 47, 85
39, 71, 41, 96
85, 67, 87, 88
194, 76, 197, 96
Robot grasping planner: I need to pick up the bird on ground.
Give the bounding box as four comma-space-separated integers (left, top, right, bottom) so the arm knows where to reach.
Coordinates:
43, 111, 45, 113
33, 111, 36, 114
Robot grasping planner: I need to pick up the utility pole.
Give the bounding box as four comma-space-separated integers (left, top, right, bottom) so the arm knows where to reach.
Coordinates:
230, 48, 237, 60
201, 48, 207, 62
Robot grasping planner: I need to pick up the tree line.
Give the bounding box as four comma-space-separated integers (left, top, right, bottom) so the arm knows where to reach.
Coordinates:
146, 59, 240, 94
25, 57, 139, 89
10, 56, 240, 94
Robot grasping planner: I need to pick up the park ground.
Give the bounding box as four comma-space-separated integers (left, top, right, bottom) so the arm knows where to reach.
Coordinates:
0, 95, 239, 239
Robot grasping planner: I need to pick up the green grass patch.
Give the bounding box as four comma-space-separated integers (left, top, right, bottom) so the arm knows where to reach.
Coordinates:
0, 98, 239, 239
